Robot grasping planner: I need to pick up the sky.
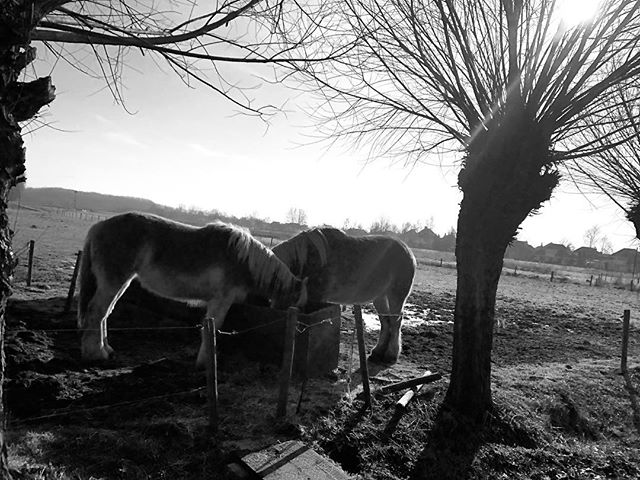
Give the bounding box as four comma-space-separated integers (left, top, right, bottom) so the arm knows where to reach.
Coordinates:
20, 34, 639, 253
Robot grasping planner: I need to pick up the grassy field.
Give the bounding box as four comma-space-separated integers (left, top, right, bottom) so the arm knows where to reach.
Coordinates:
4, 206, 640, 479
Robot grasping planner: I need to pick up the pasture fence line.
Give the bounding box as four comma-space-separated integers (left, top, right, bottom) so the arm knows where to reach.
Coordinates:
12, 240, 32, 259
52, 208, 108, 222
9, 386, 206, 427
13, 314, 342, 337
64, 250, 82, 312
13, 298, 389, 432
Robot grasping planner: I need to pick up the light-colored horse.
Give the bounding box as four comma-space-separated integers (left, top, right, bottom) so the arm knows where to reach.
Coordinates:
272, 227, 416, 364
77, 212, 307, 367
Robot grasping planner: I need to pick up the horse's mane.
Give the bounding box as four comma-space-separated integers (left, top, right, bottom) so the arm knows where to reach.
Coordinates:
223, 223, 298, 293
273, 228, 330, 271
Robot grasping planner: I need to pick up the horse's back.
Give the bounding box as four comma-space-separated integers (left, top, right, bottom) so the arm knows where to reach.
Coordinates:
306, 229, 416, 303
85, 212, 156, 280
86, 212, 243, 280
338, 233, 414, 279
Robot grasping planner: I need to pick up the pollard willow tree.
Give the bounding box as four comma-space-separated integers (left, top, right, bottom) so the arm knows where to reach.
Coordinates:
278, 0, 640, 422
569, 85, 640, 240
0, 1, 333, 476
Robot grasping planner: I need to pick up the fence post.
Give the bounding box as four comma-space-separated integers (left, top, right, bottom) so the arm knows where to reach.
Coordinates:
439, 258, 443, 267
621, 309, 630, 374
353, 304, 371, 408
550, 271, 554, 282
64, 251, 83, 313
276, 307, 298, 418
204, 318, 218, 432
26, 240, 35, 286
589, 274, 593, 286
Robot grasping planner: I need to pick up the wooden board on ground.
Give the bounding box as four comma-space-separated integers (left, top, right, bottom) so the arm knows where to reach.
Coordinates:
229, 440, 352, 479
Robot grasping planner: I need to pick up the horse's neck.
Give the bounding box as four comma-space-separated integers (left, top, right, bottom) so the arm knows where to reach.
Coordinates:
250, 251, 297, 299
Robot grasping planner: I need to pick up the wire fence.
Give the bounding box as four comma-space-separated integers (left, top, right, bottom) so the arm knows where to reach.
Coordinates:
9, 386, 206, 427
7, 306, 368, 428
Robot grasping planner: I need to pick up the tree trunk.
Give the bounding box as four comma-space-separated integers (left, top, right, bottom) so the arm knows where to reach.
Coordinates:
444, 103, 558, 423
0, 4, 58, 476
0, 178, 15, 480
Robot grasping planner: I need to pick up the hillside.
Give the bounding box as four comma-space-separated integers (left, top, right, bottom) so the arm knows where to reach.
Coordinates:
8, 186, 304, 241
9, 186, 163, 214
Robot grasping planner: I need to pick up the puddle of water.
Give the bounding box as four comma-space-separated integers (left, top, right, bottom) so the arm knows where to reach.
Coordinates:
361, 309, 453, 331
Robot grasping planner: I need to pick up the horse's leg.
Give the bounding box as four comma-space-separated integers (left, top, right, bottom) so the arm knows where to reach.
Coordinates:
370, 291, 406, 364
370, 295, 392, 363
81, 286, 119, 361
81, 275, 135, 361
102, 275, 136, 357
195, 296, 233, 369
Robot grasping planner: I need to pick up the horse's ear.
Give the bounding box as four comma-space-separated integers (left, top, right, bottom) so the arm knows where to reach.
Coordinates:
295, 277, 309, 307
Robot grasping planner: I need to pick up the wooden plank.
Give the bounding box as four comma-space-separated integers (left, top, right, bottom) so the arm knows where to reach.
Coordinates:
378, 372, 442, 395
239, 440, 352, 480
396, 370, 432, 409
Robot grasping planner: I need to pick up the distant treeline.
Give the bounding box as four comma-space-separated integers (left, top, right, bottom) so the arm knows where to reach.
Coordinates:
9, 186, 459, 250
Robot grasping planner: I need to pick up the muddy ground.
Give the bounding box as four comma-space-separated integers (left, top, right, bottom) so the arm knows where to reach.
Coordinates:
4, 268, 640, 479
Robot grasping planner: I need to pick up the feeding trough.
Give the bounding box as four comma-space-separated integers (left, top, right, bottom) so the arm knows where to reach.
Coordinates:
221, 301, 342, 378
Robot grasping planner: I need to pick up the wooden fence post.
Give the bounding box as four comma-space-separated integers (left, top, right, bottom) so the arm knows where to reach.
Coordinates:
26, 240, 35, 286
353, 305, 372, 408
276, 307, 298, 418
621, 309, 630, 374
64, 250, 82, 313
589, 274, 593, 286
204, 318, 218, 432
550, 271, 554, 282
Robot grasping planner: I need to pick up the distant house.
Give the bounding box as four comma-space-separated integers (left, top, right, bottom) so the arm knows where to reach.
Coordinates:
402, 227, 438, 249
534, 243, 573, 265
432, 231, 456, 252
505, 240, 536, 261
608, 248, 638, 273
574, 246, 602, 268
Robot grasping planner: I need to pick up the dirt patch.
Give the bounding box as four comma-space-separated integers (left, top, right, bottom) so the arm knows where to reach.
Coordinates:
5, 265, 640, 479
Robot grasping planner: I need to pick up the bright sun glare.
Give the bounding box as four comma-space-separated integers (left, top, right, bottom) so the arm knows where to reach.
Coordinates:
556, 0, 602, 27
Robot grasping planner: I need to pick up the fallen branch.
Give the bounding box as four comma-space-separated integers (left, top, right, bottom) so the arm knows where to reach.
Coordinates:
377, 371, 442, 395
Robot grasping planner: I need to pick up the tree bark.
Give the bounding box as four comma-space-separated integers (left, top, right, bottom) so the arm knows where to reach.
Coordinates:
445, 102, 558, 423
0, 3, 58, 477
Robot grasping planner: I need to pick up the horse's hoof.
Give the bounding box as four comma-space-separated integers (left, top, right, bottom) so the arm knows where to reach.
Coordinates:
368, 351, 399, 365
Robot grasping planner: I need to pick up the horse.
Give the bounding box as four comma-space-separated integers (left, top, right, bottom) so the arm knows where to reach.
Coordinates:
272, 227, 416, 364
77, 212, 307, 367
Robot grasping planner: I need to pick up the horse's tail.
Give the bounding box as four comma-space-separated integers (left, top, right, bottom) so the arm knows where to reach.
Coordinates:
77, 233, 96, 329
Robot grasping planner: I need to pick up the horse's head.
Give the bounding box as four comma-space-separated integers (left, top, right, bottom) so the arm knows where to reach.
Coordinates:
271, 276, 308, 310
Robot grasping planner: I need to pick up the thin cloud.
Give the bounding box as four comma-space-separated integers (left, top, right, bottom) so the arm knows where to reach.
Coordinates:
104, 131, 149, 149
186, 142, 225, 158
94, 114, 114, 125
